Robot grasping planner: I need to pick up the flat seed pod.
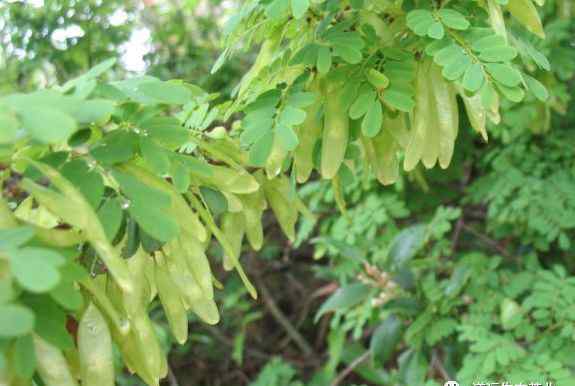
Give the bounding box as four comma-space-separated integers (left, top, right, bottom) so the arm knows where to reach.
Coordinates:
405, 61, 432, 171
265, 134, 287, 178
371, 128, 400, 185
294, 82, 322, 183
154, 255, 188, 344
320, 83, 349, 179
221, 212, 245, 271
78, 303, 114, 386
259, 174, 298, 242
196, 165, 260, 194
238, 190, 266, 251
179, 235, 214, 300
33, 335, 78, 386
507, 0, 545, 38
457, 85, 488, 141
430, 63, 459, 169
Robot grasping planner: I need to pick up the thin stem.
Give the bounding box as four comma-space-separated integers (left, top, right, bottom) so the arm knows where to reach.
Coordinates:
330, 350, 371, 386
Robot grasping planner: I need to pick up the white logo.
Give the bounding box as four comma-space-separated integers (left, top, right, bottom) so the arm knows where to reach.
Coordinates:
444, 382, 459, 386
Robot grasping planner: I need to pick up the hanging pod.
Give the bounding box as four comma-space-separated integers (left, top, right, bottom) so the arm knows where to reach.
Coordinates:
258, 173, 298, 242
369, 128, 400, 185
320, 81, 349, 179
294, 80, 323, 183
237, 190, 266, 251
405, 60, 433, 171
404, 60, 459, 170
265, 134, 288, 179
22, 160, 134, 295
33, 335, 78, 386
178, 233, 214, 300
430, 62, 459, 169
78, 303, 115, 386
456, 85, 488, 141
188, 191, 256, 300
221, 212, 246, 270
193, 164, 260, 194
154, 254, 188, 344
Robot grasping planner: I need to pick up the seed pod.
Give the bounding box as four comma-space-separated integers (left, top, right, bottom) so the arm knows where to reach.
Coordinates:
221, 212, 245, 270
294, 81, 323, 183
405, 60, 432, 171
78, 303, 114, 386
154, 255, 188, 344
430, 63, 459, 169
320, 82, 349, 179
265, 134, 288, 179
371, 128, 400, 185
194, 164, 260, 194
457, 85, 488, 141
238, 190, 266, 251
33, 335, 78, 386
259, 174, 298, 241
179, 234, 214, 300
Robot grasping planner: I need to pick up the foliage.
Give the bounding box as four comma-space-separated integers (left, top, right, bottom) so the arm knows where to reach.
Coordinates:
0, 0, 573, 385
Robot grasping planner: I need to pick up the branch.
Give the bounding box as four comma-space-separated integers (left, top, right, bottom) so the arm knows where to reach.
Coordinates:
330, 350, 371, 386
256, 278, 316, 357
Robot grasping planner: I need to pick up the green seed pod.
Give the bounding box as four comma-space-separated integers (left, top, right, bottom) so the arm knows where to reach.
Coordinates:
78, 303, 114, 386
33, 335, 78, 386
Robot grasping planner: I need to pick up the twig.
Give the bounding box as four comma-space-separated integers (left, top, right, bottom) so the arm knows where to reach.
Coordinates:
330, 350, 371, 386
257, 278, 316, 357
167, 363, 180, 386
431, 349, 450, 381
462, 224, 511, 257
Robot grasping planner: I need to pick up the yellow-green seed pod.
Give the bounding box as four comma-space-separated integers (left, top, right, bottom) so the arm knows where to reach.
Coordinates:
371, 128, 400, 185
33, 335, 78, 386
320, 82, 349, 179
221, 212, 245, 271
430, 63, 459, 169
78, 303, 114, 386
294, 81, 323, 183
265, 134, 288, 179
238, 190, 266, 251
405, 60, 432, 171
259, 174, 298, 241
154, 255, 188, 344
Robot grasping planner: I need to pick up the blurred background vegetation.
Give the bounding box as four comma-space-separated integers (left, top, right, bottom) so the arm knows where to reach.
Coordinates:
1, 1, 575, 385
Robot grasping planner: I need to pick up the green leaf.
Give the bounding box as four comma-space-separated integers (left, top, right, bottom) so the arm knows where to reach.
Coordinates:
290, 0, 309, 19
366, 69, 390, 89
382, 90, 415, 113
427, 22, 445, 39
315, 283, 370, 322
485, 63, 522, 87
0, 226, 35, 250
317, 46, 332, 74
21, 295, 74, 349
0, 109, 19, 144
279, 106, 306, 126
97, 197, 124, 242
438, 9, 470, 30
361, 99, 383, 138
137, 81, 192, 105
442, 53, 472, 81
13, 334, 36, 378
389, 225, 427, 267
406, 10, 434, 36
91, 130, 137, 165
140, 137, 171, 175
350, 89, 376, 119
19, 107, 77, 144
462, 63, 485, 92
524, 75, 549, 102
73, 99, 114, 124
249, 131, 274, 166
10, 248, 64, 293
471, 35, 508, 52
478, 46, 518, 62
370, 315, 403, 363
333, 45, 362, 64
0, 304, 35, 338
266, 0, 289, 20
61, 159, 105, 209
277, 125, 299, 151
